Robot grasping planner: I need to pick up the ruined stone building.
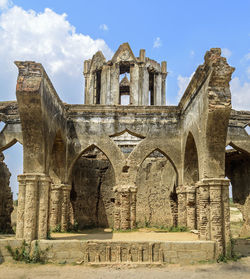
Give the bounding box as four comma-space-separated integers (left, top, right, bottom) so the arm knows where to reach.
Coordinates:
0, 43, 250, 256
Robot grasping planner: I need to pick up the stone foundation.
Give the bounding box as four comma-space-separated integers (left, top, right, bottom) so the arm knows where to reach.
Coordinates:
0, 239, 216, 265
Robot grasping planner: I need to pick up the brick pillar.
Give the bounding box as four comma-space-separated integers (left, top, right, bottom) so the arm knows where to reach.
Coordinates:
61, 184, 71, 231
120, 191, 130, 230
197, 178, 231, 256
38, 176, 51, 239
130, 188, 137, 229
113, 190, 121, 230
197, 181, 210, 240
222, 181, 231, 256
49, 184, 61, 230
195, 183, 200, 231
16, 175, 26, 238
186, 185, 196, 230
177, 186, 187, 227
113, 186, 137, 230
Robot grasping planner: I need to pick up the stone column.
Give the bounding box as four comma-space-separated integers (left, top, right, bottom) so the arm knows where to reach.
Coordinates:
209, 178, 230, 256
120, 190, 130, 230
113, 189, 121, 230
110, 63, 119, 105
197, 178, 231, 256
155, 73, 162, 105
130, 187, 137, 229
186, 185, 196, 230
130, 64, 139, 105
38, 176, 51, 239
23, 174, 39, 242
16, 175, 26, 238
195, 183, 200, 230
49, 184, 62, 230
197, 181, 210, 240
177, 186, 187, 227
61, 184, 71, 232
222, 180, 231, 256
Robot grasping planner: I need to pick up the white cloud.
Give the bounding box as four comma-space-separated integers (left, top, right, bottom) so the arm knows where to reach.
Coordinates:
245, 53, 250, 60
177, 73, 194, 100
230, 77, 250, 110
99, 23, 108, 31
0, 0, 11, 9
246, 67, 250, 79
190, 50, 195, 57
221, 48, 232, 59
153, 37, 162, 48
0, 5, 113, 103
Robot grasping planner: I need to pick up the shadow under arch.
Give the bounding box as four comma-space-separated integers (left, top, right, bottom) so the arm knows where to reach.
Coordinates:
69, 144, 116, 229
68, 141, 124, 185
135, 147, 178, 228
183, 131, 199, 185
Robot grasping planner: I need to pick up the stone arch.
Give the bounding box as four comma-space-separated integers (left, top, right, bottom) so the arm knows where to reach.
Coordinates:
183, 132, 199, 186
49, 131, 66, 184
127, 139, 180, 185
69, 144, 116, 229
135, 148, 178, 228
68, 138, 124, 185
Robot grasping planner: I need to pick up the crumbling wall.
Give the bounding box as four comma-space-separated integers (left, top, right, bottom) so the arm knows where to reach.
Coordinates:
136, 156, 177, 227
71, 153, 115, 229
0, 153, 13, 233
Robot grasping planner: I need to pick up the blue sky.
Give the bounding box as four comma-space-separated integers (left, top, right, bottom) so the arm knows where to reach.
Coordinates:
1, 0, 250, 198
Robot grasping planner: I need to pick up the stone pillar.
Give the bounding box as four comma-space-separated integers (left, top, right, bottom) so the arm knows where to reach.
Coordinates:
113, 190, 121, 230
130, 188, 137, 229
16, 175, 26, 238
155, 73, 162, 105
197, 181, 210, 240
130, 64, 139, 105
61, 184, 71, 231
110, 63, 119, 105
38, 176, 51, 239
177, 186, 187, 227
161, 61, 167, 105
186, 185, 196, 230
113, 186, 137, 230
120, 190, 130, 230
197, 178, 231, 256
195, 183, 200, 230
49, 184, 62, 230
23, 174, 39, 242
222, 181, 231, 256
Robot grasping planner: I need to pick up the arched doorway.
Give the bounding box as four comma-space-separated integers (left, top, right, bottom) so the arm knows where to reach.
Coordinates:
183, 132, 199, 230
0, 141, 23, 233
136, 149, 178, 228
70, 145, 115, 229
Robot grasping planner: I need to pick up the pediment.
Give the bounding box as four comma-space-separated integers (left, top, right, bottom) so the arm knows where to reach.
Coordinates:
111, 43, 137, 63
89, 51, 106, 71
110, 129, 144, 154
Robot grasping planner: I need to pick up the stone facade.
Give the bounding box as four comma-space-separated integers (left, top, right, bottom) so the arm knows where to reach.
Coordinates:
0, 43, 249, 257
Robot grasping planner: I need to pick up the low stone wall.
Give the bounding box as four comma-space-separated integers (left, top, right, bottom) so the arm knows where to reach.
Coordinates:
233, 238, 250, 257
0, 239, 216, 265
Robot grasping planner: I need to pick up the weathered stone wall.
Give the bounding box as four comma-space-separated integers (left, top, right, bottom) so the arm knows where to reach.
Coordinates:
0, 153, 13, 233
71, 154, 115, 229
136, 156, 177, 227
0, 239, 216, 265
71, 152, 177, 229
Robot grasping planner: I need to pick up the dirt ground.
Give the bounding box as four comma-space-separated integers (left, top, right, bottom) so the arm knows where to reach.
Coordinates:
0, 257, 250, 279
51, 229, 199, 241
